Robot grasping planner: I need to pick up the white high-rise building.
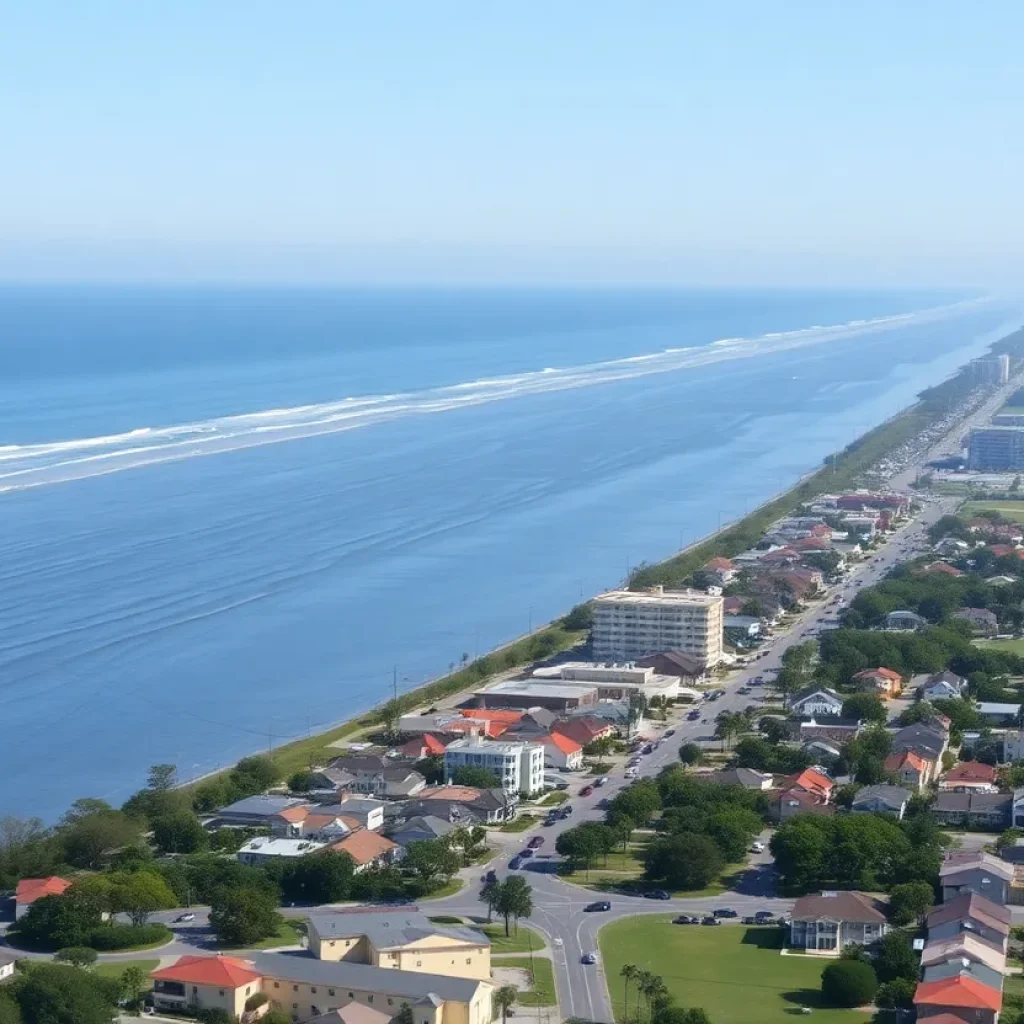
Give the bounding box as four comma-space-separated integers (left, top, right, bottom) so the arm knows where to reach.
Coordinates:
443, 736, 546, 796
591, 586, 724, 665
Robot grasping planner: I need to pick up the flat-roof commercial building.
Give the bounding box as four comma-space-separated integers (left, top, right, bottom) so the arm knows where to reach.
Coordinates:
530, 661, 681, 701
969, 427, 1024, 471
442, 736, 545, 796
591, 587, 724, 664
472, 679, 598, 712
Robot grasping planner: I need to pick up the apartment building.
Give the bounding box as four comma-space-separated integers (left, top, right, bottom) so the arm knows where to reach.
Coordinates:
442, 736, 545, 796
968, 427, 1024, 471
591, 586, 724, 664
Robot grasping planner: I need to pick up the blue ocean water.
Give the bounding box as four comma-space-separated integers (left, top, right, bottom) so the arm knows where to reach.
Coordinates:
0, 286, 1019, 820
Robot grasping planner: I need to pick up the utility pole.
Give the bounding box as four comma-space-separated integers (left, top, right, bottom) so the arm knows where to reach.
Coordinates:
392, 665, 399, 702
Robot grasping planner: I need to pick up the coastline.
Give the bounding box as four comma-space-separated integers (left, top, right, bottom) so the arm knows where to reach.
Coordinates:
182, 324, 1024, 791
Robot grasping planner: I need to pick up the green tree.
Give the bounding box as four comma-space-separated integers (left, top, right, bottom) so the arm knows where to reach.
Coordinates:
608, 779, 662, 827
209, 886, 283, 947
11, 963, 118, 1024
262, 1012, 294, 1024
620, 964, 640, 1023
820, 960, 878, 1008
53, 946, 97, 967
451, 766, 502, 789
288, 770, 316, 792
677, 743, 703, 766
108, 870, 177, 926
0, 994, 21, 1024
11, 892, 103, 951
153, 811, 208, 854
58, 803, 143, 869
493, 876, 533, 937
196, 1011, 234, 1024
147, 764, 178, 791
391, 1006, 415, 1024
644, 833, 724, 891
840, 693, 888, 724
230, 755, 280, 794
118, 964, 148, 1006
403, 839, 462, 888
887, 881, 934, 925
493, 985, 518, 1024
875, 977, 916, 1010
378, 698, 404, 739
479, 877, 500, 922
874, 931, 919, 983
278, 850, 355, 903
562, 602, 593, 631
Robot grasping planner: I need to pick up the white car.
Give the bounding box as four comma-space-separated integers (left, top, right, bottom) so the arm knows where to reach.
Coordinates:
750, 841, 765, 853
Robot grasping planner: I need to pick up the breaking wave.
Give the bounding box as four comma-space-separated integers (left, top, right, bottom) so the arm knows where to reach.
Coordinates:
0, 297, 988, 491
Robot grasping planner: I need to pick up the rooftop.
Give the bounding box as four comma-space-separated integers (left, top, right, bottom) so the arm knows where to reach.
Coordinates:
152, 954, 262, 988
444, 736, 542, 755
219, 794, 309, 817
308, 909, 485, 950
238, 837, 327, 858
328, 831, 398, 866
790, 891, 887, 924
593, 587, 723, 607
914, 975, 1002, 1012
926, 891, 1011, 933
14, 876, 72, 905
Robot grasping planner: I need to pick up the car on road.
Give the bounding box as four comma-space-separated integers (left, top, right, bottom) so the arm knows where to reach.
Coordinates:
579, 785, 594, 797
594, 776, 608, 787
581, 952, 597, 965
755, 911, 775, 923
673, 915, 698, 924
750, 841, 765, 853
713, 908, 737, 918
664, 729, 675, 737
625, 767, 638, 779
585, 901, 612, 912
509, 857, 522, 870
644, 890, 671, 900
560, 806, 573, 817
528, 836, 545, 849
686, 710, 700, 720
519, 848, 534, 858
701, 916, 721, 926
175, 912, 196, 923
737, 686, 751, 694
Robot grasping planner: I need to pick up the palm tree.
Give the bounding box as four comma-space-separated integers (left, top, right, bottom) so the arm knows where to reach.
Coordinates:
620, 964, 639, 1022
493, 985, 518, 1024
636, 971, 656, 1023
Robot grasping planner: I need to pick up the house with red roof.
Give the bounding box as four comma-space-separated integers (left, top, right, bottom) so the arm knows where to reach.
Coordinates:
552, 716, 615, 749
884, 750, 935, 791
786, 768, 834, 803
151, 955, 263, 1018
853, 667, 903, 698
703, 557, 736, 585
401, 734, 449, 759
14, 876, 72, 920
919, 561, 964, 578
913, 974, 1002, 1023
539, 731, 583, 770
939, 761, 999, 794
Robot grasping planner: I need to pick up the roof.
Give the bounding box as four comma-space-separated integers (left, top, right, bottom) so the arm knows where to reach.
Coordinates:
854, 666, 901, 681
927, 891, 1011, 933
14, 876, 72, 905
706, 767, 772, 788
151, 954, 262, 988
306, 1003, 394, 1024
787, 767, 833, 795
790, 686, 843, 706
705, 557, 735, 570
308, 909, 485, 950
920, 561, 964, 577
943, 762, 998, 784
922, 959, 1004, 992
542, 731, 582, 755
418, 785, 486, 802
852, 784, 910, 810
928, 670, 966, 686
274, 804, 316, 823
219, 795, 308, 817
553, 717, 613, 746
388, 815, 454, 842
402, 734, 448, 756
921, 934, 1008, 973
245, 950, 485, 1003
638, 650, 708, 675
460, 709, 523, 725
940, 851, 1015, 882
884, 750, 928, 773
790, 891, 887, 924
913, 976, 1002, 1011
978, 702, 1022, 715
330, 831, 398, 867
593, 587, 723, 608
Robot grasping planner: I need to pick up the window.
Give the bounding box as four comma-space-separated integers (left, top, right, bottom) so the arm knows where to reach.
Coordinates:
312, 987, 317, 994
245, 988, 250, 996
219, 990, 225, 997
293, 1004, 298, 1010
417, 961, 422, 967
294, 985, 299, 992
467, 958, 472, 964
329, 989, 335, 997
274, 982, 280, 989
349, 993, 354, 999
368, 996, 374, 1004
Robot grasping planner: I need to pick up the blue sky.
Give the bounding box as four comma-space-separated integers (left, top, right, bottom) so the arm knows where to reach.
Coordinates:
2, 3, 1022, 285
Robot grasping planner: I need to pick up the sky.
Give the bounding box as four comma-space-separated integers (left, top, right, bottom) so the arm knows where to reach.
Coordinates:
1, 2, 1023, 286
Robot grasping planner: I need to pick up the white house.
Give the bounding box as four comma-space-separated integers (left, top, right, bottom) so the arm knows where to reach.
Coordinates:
539, 732, 583, 770
443, 735, 546, 796
237, 837, 328, 866
919, 670, 967, 701
789, 687, 844, 717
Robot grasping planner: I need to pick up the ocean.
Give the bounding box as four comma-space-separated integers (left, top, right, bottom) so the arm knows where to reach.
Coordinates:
0, 286, 1019, 821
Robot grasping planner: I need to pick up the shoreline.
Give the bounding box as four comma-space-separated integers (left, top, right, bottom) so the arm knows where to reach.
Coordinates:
182, 324, 1024, 791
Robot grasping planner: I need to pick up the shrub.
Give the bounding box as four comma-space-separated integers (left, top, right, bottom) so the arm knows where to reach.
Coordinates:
86, 923, 171, 950
54, 946, 98, 967
245, 992, 269, 1011
821, 960, 878, 1008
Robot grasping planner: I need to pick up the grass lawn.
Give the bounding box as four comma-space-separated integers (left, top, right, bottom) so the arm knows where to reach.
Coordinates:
478, 923, 546, 954
976, 637, 1024, 655
420, 876, 465, 900
962, 500, 1024, 523
498, 816, 538, 833
496, 955, 557, 1006
93, 959, 159, 989
224, 917, 306, 951
599, 918, 871, 1024
538, 791, 569, 806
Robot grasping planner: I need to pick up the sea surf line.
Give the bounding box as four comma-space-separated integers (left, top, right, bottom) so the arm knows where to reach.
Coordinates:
0, 297, 990, 492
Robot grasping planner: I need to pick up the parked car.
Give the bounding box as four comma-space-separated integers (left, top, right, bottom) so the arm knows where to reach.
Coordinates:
175, 912, 196, 923
755, 911, 775, 923
750, 841, 765, 853
519, 848, 534, 858
673, 915, 698, 924
701, 916, 720, 926
560, 806, 573, 817
528, 836, 545, 849
645, 890, 671, 900
581, 952, 597, 965
713, 908, 737, 918
509, 858, 522, 870
579, 785, 594, 797
585, 901, 611, 912
742, 916, 756, 925
664, 729, 675, 737
594, 777, 608, 787
687, 710, 700, 720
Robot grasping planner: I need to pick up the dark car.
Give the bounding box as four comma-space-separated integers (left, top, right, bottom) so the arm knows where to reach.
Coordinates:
742, 916, 756, 925
585, 901, 612, 913
579, 785, 594, 797
509, 857, 522, 870
483, 870, 498, 884
560, 806, 573, 818
644, 890, 671, 900
687, 709, 700, 720
713, 908, 737, 918
528, 836, 545, 849
754, 911, 775, 923
664, 729, 675, 737
672, 915, 697, 924
701, 916, 720, 926
519, 848, 534, 858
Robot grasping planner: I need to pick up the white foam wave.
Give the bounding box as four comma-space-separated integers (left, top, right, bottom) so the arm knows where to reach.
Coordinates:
0, 297, 989, 492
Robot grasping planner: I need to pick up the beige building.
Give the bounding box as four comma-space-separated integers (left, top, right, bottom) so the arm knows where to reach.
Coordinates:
151, 951, 492, 1024
591, 586, 724, 664
307, 910, 491, 980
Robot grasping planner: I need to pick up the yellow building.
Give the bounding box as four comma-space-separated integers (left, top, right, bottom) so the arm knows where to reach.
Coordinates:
151, 951, 492, 1024
307, 910, 491, 981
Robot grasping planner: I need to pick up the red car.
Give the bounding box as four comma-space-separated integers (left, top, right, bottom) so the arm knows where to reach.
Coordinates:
528, 836, 545, 849
579, 785, 594, 797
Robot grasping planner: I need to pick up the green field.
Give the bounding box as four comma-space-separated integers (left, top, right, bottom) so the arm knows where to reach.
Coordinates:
599, 918, 871, 1024
479, 922, 546, 953
961, 501, 1024, 523
496, 955, 557, 1006
93, 959, 159, 989
223, 917, 306, 951
975, 637, 1024, 654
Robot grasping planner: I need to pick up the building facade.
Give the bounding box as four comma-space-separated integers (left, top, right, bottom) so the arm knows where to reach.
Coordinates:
442, 737, 545, 796
968, 427, 1024, 471
591, 587, 724, 664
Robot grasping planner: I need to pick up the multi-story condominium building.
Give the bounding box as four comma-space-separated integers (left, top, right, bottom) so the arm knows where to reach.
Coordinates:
968, 427, 1024, 471
971, 354, 1010, 385
442, 736, 545, 796
591, 586, 724, 664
